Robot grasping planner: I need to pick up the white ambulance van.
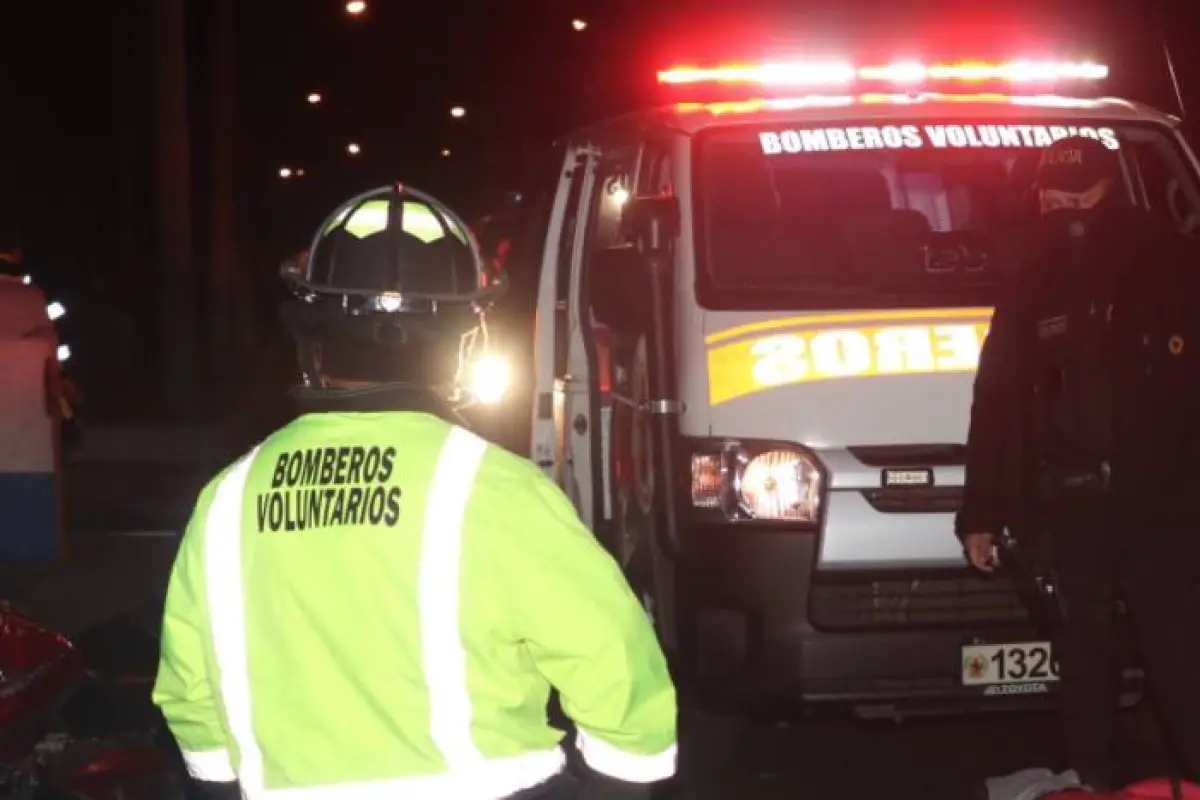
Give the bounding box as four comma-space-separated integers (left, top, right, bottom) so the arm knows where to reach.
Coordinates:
516, 60, 1200, 715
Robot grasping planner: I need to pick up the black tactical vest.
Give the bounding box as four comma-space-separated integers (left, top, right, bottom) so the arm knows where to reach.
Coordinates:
1028, 219, 1122, 471
1024, 208, 1200, 508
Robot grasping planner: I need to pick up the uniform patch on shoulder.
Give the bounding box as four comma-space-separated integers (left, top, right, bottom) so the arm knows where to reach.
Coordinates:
1169, 334, 1185, 356
1038, 315, 1068, 339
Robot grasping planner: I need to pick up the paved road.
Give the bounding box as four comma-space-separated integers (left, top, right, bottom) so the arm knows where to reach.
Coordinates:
2, 459, 1171, 798
669, 705, 1166, 798
10, 528, 1168, 799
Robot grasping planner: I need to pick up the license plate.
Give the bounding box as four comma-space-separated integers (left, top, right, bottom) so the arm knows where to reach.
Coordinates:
961, 641, 1059, 686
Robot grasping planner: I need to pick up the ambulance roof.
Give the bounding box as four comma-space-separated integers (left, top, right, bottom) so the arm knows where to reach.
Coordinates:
577, 94, 1178, 143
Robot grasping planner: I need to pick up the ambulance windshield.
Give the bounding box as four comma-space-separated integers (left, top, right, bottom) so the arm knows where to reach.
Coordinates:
697, 120, 1200, 309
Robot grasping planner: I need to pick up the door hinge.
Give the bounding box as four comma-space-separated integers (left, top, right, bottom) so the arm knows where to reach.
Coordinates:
645, 399, 685, 415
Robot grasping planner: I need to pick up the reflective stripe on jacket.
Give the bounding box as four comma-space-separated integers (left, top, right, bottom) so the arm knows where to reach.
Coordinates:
152, 412, 677, 798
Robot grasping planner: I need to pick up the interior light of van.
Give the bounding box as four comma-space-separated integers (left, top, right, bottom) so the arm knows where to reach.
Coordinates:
658, 60, 1108, 87
604, 175, 632, 207
690, 444, 823, 523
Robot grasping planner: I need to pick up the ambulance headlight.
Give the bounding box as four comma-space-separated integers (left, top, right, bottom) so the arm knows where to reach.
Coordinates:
46, 301, 65, 321
738, 450, 823, 521
468, 353, 511, 405
690, 442, 824, 524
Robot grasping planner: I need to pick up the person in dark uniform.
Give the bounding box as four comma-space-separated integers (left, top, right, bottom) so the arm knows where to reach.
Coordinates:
957, 135, 1200, 791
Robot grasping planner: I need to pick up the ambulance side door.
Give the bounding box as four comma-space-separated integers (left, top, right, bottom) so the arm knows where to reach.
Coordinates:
530, 146, 593, 506
563, 146, 640, 531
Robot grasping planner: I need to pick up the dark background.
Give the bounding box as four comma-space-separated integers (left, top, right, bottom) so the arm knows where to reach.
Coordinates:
0, 0, 1197, 412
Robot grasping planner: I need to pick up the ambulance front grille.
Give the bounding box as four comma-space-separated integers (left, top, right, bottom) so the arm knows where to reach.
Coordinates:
809, 575, 1029, 630
848, 444, 966, 467
861, 487, 963, 514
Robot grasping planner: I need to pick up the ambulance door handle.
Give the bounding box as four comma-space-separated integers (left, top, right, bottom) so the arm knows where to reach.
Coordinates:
573, 414, 588, 436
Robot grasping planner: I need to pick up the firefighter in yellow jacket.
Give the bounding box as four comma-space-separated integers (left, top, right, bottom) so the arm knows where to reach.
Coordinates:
152, 185, 678, 799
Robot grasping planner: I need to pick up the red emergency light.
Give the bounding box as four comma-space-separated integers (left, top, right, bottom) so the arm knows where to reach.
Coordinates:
657, 60, 1109, 87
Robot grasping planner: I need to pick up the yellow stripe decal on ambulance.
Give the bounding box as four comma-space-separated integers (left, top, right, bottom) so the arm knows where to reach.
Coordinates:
706, 308, 994, 406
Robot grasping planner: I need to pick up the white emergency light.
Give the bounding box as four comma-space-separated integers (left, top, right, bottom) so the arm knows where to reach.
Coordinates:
46, 301, 65, 321
21, 275, 31, 285
375, 292, 403, 313
467, 353, 512, 405
657, 59, 1109, 87
57, 345, 70, 363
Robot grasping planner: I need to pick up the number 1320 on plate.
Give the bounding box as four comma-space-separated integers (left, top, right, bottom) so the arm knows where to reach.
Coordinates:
961, 642, 1060, 686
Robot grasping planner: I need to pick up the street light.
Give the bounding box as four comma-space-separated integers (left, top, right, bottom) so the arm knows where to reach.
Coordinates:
450, 106, 466, 119
347, 142, 362, 156
345, 0, 366, 15
279, 167, 294, 178
307, 92, 322, 104
572, 18, 587, 31
440, 148, 451, 157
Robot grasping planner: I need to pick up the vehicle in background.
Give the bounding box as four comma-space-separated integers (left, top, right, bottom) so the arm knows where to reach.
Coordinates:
0, 599, 184, 798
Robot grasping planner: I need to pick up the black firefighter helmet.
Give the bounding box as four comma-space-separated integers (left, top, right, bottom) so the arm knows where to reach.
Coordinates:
280, 183, 511, 407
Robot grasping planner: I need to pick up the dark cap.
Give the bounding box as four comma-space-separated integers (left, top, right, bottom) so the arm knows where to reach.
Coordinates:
1034, 135, 1120, 194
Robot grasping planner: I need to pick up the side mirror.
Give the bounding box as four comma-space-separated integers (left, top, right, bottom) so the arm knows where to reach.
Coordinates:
589, 244, 648, 330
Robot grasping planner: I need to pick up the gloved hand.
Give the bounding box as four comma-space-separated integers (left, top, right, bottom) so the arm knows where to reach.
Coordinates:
187, 779, 242, 800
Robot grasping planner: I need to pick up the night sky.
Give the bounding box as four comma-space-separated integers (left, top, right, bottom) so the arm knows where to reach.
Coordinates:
1, 0, 1197, 301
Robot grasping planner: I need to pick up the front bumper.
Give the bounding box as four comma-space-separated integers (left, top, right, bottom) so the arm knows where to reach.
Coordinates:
678, 523, 1141, 715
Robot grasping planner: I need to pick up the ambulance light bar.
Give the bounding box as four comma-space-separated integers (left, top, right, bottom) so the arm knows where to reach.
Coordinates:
657, 60, 1109, 87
